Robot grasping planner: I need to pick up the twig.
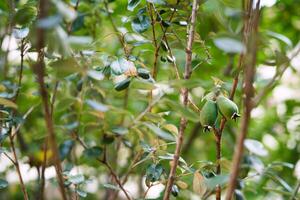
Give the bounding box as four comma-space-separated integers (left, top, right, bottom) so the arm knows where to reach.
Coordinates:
73, 133, 132, 200
290, 179, 300, 200
225, 1, 261, 199
9, 128, 29, 200
163, 1, 199, 199
33, 0, 68, 199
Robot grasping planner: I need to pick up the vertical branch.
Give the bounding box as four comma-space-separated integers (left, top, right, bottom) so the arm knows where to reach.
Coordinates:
33, 0, 67, 200
163, 1, 199, 199
9, 129, 29, 200
213, 128, 222, 200
225, 1, 260, 200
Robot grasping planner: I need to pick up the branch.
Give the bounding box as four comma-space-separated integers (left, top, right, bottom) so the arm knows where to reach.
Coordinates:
73, 133, 132, 200
225, 1, 261, 199
163, 1, 199, 199
33, 0, 67, 199
8, 127, 29, 200
290, 179, 300, 200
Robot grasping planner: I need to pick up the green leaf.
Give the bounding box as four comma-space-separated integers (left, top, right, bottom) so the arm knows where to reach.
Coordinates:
213, 37, 245, 53
86, 100, 109, 112
130, 79, 155, 90
14, 5, 37, 25
0, 97, 17, 109
103, 183, 120, 190
131, 15, 150, 33
128, 0, 141, 11
143, 123, 175, 141
49, 58, 80, 78
83, 146, 103, 159
112, 127, 128, 135
147, 0, 165, 4
146, 163, 164, 182
0, 179, 8, 189
59, 140, 74, 161
164, 99, 199, 122
68, 174, 85, 184
205, 174, 229, 190
110, 58, 135, 76
266, 31, 292, 47
76, 189, 87, 197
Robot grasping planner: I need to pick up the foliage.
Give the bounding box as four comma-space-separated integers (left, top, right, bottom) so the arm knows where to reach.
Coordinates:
0, 0, 300, 199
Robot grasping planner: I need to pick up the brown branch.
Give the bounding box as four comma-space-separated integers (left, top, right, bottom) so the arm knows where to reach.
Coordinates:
163, 1, 199, 199
73, 133, 132, 200
9, 128, 29, 200
33, 0, 68, 199
225, 1, 261, 199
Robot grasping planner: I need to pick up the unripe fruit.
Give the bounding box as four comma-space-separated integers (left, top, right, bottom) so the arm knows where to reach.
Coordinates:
200, 100, 218, 132
114, 78, 131, 91
216, 96, 240, 120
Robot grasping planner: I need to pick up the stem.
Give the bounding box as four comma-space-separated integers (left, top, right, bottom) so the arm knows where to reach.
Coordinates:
290, 179, 300, 200
214, 129, 221, 200
73, 133, 132, 200
34, 0, 67, 199
9, 131, 29, 200
225, 1, 260, 199
163, 1, 199, 199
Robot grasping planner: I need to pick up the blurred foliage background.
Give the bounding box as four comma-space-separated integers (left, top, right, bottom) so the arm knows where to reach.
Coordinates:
0, 0, 300, 199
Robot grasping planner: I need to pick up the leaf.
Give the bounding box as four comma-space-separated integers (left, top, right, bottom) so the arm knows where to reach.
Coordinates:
83, 146, 103, 159
143, 123, 175, 141
163, 124, 178, 135
146, 163, 164, 182
164, 99, 199, 122
266, 31, 292, 47
0, 97, 17, 109
111, 58, 135, 76
0, 179, 8, 189
204, 174, 229, 190
86, 100, 109, 112
235, 190, 245, 200
112, 127, 128, 135
193, 171, 207, 196
103, 183, 120, 190
87, 70, 104, 81
131, 15, 150, 33
128, 0, 141, 11
147, 0, 166, 4
213, 37, 245, 53
130, 79, 155, 90
14, 5, 37, 25
49, 58, 80, 78
158, 153, 187, 166
59, 140, 74, 160
76, 189, 87, 197
68, 174, 85, 184
12, 28, 29, 39
244, 139, 268, 157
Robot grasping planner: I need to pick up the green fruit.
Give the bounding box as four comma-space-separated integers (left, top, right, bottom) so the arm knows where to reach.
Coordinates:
200, 100, 218, 132
216, 96, 240, 120
137, 68, 150, 79
114, 78, 131, 91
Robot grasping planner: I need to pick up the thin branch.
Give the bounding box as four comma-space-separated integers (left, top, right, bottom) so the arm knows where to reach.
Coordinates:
9, 128, 29, 200
163, 1, 199, 199
33, 0, 68, 199
73, 133, 132, 200
225, 1, 261, 199
290, 179, 300, 200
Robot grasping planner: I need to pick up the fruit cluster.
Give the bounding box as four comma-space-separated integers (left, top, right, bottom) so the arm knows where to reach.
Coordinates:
200, 96, 240, 132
